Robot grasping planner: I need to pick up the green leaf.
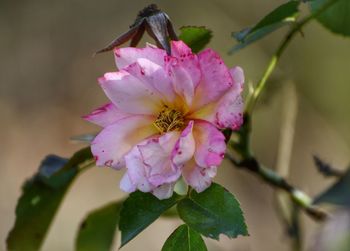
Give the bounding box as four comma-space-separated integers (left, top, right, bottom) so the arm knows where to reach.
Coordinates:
230, 1, 300, 54
119, 191, 180, 247
162, 224, 207, 251
179, 26, 212, 53
75, 201, 122, 251
177, 183, 248, 240
6, 147, 93, 251
314, 168, 350, 206
310, 0, 350, 36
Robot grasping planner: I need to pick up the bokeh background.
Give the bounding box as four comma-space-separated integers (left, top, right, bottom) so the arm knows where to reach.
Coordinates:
1, 0, 349, 250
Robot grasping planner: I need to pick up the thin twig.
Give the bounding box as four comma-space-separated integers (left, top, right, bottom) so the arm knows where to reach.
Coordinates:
227, 154, 328, 221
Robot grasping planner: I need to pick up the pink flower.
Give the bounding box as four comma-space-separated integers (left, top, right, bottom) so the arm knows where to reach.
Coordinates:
84, 41, 244, 199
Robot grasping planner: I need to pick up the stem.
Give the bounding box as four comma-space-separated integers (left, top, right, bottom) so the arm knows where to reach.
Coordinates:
245, 0, 340, 114
227, 154, 328, 221
229, 112, 327, 221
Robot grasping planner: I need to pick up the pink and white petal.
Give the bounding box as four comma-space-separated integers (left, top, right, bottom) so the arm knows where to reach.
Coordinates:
164, 41, 201, 106
124, 58, 176, 103
230, 66, 245, 91
82, 103, 130, 127
190, 86, 244, 130
152, 182, 176, 199
114, 46, 166, 70
138, 132, 182, 187
91, 115, 157, 169
124, 143, 153, 192
98, 70, 162, 115
215, 91, 244, 130
167, 60, 195, 105
182, 159, 217, 193
193, 121, 226, 168
192, 49, 234, 109
170, 40, 192, 58
166, 56, 201, 106
120, 172, 137, 193
172, 121, 195, 166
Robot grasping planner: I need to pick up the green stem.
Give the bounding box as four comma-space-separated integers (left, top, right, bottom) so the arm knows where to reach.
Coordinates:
245, 0, 340, 114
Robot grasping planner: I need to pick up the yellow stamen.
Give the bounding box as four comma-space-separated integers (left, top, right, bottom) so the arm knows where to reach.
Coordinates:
153, 106, 185, 133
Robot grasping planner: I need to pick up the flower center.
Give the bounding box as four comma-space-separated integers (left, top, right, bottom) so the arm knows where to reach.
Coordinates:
153, 105, 185, 133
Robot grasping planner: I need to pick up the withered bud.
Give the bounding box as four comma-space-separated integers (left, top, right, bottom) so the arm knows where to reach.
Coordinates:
96, 4, 178, 55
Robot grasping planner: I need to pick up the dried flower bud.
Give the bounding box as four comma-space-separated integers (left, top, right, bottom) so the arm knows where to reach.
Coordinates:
96, 4, 178, 55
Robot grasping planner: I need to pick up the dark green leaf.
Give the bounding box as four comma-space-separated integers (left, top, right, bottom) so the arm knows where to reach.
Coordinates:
179, 26, 212, 53
177, 183, 248, 240
310, 0, 350, 36
6, 147, 93, 251
75, 201, 122, 251
162, 224, 207, 251
230, 1, 300, 54
119, 191, 180, 247
314, 168, 350, 206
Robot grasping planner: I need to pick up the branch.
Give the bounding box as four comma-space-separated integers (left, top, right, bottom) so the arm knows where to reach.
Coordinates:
227, 155, 328, 221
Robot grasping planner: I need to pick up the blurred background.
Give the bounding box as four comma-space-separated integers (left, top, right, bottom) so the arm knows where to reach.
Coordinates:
1, 0, 349, 250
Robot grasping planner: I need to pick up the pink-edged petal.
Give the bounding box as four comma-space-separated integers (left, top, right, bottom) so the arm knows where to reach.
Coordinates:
114, 46, 166, 70
82, 103, 130, 127
182, 159, 217, 193
138, 132, 182, 187
230, 66, 245, 91
91, 115, 157, 169
215, 91, 244, 130
98, 70, 162, 115
170, 40, 192, 58
192, 49, 234, 109
165, 41, 201, 106
193, 121, 226, 168
190, 86, 244, 130
152, 182, 176, 199
123, 143, 153, 192
189, 66, 244, 129
120, 172, 136, 193
172, 121, 195, 166
124, 58, 176, 103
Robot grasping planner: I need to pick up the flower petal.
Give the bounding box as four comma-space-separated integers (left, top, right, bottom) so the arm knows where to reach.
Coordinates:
124, 58, 176, 103
192, 49, 234, 109
189, 67, 244, 130
82, 103, 130, 127
172, 121, 195, 166
138, 132, 181, 187
114, 46, 166, 70
165, 41, 201, 106
170, 40, 192, 58
193, 121, 226, 167
152, 182, 175, 199
123, 142, 153, 192
91, 115, 157, 169
182, 159, 217, 193
214, 90, 244, 130
120, 172, 136, 193
230, 66, 245, 90
122, 132, 181, 197
98, 70, 162, 115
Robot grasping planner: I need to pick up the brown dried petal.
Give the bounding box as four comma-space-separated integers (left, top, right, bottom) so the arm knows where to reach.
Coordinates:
146, 13, 171, 55
130, 24, 145, 47
95, 25, 140, 54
